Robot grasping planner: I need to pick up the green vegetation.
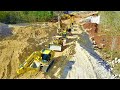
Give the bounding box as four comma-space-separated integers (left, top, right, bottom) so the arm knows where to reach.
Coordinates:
0, 11, 55, 24
100, 11, 120, 35
113, 63, 120, 74
99, 11, 120, 60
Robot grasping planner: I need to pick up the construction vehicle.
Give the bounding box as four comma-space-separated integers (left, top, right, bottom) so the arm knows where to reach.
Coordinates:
58, 28, 67, 38
57, 11, 68, 34
67, 14, 75, 33
57, 12, 75, 36
49, 36, 66, 51
61, 13, 71, 20
16, 49, 55, 75
49, 13, 75, 52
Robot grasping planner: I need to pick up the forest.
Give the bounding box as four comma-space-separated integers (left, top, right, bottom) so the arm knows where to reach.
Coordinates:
0, 11, 55, 24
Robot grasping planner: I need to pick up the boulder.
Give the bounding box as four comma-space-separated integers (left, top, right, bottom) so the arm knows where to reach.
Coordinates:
111, 60, 115, 67
114, 57, 118, 64
92, 40, 96, 45
117, 59, 120, 63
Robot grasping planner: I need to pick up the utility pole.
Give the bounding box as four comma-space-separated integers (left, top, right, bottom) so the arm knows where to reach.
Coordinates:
57, 12, 61, 33
57, 11, 63, 34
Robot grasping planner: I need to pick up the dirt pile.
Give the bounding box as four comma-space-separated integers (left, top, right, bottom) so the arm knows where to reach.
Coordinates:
61, 30, 114, 79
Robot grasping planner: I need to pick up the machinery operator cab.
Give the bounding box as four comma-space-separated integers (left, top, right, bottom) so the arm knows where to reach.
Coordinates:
41, 54, 51, 62
41, 49, 52, 63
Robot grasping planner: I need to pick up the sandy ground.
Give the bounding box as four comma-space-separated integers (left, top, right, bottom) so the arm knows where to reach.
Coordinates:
0, 22, 57, 79
0, 11, 115, 79
0, 21, 79, 79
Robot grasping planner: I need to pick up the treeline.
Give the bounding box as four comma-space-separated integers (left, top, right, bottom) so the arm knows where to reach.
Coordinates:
0, 11, 55, 24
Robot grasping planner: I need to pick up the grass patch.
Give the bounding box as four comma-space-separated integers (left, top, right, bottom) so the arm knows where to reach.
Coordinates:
99, 11, 120, 60
113, 63, 120, 75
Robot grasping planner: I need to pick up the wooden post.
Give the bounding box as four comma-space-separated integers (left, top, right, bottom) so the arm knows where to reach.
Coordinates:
57, 13, 61, 33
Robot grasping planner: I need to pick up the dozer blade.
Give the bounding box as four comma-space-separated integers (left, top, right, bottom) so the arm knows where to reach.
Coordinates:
49, 44, 62, 51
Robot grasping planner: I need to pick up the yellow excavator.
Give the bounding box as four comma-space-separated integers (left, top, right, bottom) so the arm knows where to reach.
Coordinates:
67, 14, 75, 35
61, 13, 71, 20
17, 49, 55, 75
49, 36, 66, 51
58, 13, 75, 36
48, 13, 75, 52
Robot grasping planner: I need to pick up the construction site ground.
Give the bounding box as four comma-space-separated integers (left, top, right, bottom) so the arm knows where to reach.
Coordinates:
0, 20, 79, 79
0, 12, 116, 79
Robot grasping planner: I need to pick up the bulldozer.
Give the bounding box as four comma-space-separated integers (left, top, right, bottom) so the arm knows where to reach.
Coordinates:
16, 49, 55, 75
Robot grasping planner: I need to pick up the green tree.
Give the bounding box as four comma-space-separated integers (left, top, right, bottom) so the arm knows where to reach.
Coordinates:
0, 11, 55, 24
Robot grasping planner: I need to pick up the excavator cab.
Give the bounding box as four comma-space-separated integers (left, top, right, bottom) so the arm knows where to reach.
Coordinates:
41, 54, 51, 62
41, 49, 52, 62
40, 49, 55, 72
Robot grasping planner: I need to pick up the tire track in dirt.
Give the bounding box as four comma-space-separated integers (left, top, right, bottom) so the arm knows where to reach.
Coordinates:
6, 60, 11, 78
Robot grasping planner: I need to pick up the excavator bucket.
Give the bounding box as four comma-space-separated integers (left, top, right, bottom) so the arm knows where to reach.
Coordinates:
49, 44, 62, 51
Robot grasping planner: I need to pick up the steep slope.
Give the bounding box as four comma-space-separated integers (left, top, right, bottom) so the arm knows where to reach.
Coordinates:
61, 31, 115, 79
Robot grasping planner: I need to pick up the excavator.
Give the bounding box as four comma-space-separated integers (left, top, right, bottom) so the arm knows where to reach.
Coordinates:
16, 49, 55, 75
57, 12, 75, 34
49, 36, 66, 51
49, 12, 75, 52
59, 13, 75, 35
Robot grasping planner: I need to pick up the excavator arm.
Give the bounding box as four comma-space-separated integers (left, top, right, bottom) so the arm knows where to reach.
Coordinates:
17, 51, 42, 75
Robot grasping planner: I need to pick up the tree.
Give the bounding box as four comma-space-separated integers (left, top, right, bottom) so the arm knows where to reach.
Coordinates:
0, 11, 55, 24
